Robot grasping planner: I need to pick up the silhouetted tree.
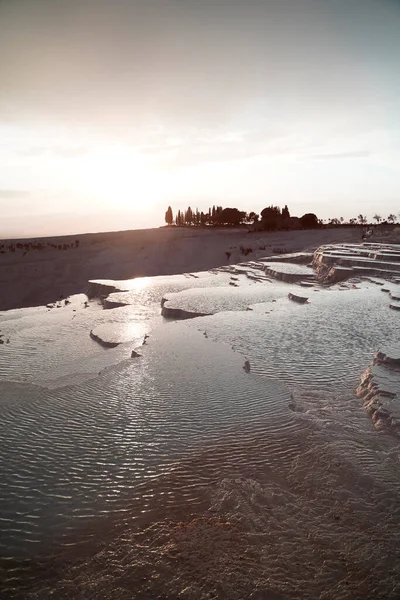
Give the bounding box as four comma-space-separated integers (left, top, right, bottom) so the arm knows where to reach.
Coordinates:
281, 205, 290, 219
217, 207, 246, 226
388, 214, 397, 224
185, 206, 193, 225
358, 214, 367, 225
165, 206, 173, 225
260, 205, 281, 230
373, 214, 382, 224
215, 206, 223, 225
300, 213, 319, 229
247, 211, 259, 224
176, 209, 185, 226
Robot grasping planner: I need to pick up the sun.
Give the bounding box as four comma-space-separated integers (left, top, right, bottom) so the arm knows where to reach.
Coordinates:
73, 145, 163, 211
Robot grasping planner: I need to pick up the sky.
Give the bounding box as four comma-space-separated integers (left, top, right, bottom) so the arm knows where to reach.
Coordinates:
0, 0, 399, 237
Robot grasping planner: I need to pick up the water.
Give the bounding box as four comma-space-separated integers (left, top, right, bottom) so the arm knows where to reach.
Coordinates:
1, 258, 400, 598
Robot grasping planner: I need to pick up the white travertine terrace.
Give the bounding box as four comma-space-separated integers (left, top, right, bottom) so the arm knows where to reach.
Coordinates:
313, 243, 400, 283
357, 346, 400, 435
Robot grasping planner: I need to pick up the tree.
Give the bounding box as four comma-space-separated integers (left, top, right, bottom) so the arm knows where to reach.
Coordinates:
215, 206, 223, 225
247, 211, 259, 224
260, 205, 281, 230
373, 214, 382, 224
217, 207, 246, 226
388, 214, 397, 224
175, 209, 184, 226
282, 205, 290, 219
185, 206, 193, 225
358, 214, 367, 225
300, 213, 319, 229
165, 206, 173, 225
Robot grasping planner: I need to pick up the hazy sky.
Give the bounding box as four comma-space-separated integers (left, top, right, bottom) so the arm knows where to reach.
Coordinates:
1, 0, 399, 237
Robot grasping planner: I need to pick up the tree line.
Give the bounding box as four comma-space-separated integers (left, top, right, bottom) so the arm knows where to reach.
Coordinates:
327, 214, 398, 226
165, 204, 399, 230
165, 204, 317, 230
165, 205, 253, 227
0, 240, 80, 254
165, 204, 291, 228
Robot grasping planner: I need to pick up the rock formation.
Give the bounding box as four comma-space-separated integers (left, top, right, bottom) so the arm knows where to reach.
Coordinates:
356, 347, 400, 434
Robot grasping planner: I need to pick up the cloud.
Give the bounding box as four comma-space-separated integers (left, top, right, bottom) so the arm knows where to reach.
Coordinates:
138, 127, 316, 170
0, 189, 30, 198
0, 0, 399, 136
19, 145, 89, 158
312, 151, 371, 160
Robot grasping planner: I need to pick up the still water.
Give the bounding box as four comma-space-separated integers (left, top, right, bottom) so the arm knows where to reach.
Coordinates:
1, 264, 400, 598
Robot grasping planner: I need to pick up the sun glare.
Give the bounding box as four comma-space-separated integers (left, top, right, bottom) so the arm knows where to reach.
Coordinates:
73, 146, 163, 211
125, 276, 151, 291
